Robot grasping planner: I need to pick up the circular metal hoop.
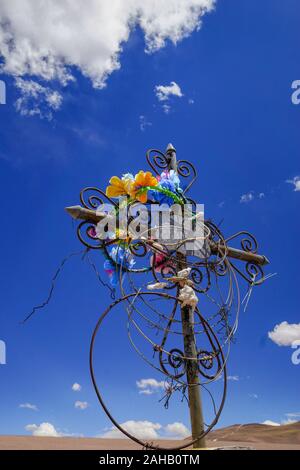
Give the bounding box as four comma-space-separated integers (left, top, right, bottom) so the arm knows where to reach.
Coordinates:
89, 291, 227, 450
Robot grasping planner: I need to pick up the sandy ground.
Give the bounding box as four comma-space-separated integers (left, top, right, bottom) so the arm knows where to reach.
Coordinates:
0, 436, 299, 450
1, 422, 299, 450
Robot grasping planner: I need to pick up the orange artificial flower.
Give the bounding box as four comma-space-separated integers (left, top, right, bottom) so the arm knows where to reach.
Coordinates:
129, 171, 158, 203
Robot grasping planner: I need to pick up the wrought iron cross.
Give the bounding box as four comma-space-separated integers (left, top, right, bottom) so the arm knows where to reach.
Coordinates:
65, 144, 269, 450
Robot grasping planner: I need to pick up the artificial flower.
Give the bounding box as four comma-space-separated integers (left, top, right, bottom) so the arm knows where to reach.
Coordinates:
104, 245, 135, 286
160, 169, 181, 188
129, 171, 158, 203
104, 259, 118, 287
150, 250, 175, 274
110, 246, 135, 268
150, 170, 183, 206
106, 174, 133, 198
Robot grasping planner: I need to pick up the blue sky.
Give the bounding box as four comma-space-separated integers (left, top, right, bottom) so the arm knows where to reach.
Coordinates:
0, 0, 299, 439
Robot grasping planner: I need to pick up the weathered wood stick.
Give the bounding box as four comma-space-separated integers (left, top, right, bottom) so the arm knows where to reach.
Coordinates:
209, 241, 269, 266
65, 205, 107, 224
65, 205, 269, 266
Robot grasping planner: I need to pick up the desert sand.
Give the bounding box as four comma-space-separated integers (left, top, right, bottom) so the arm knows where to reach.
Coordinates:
0, 422, 299, 451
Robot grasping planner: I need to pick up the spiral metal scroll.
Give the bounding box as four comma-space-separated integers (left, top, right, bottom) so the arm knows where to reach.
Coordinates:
72, 147, 267, 449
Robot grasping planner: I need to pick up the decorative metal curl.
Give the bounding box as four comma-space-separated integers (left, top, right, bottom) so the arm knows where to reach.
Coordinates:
225, 231, 258, 254
229, 260, 265, 285
146, 149, 169, 175
77, 221, 103, 250
80, 186, 117, 210
190, 266, 211, 293
176, 159, 197, 193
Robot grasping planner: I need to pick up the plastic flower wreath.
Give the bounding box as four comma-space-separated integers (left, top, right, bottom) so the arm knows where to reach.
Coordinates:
103, 167, 185, 285
106, 169, 184, 205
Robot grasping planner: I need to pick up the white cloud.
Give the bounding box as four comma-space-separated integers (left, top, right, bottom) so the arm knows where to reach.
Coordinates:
99, 420, 190, 440
227, 375, 239, 381
164, 422, 190, 439
249, 393, 258, 399
74, 400, 89, 410
136, 378, 166, 395
262, 416, 299, 426
286, 176, 300, 192
0, 1, 215, 89
19, 403, 38, 411
281, 418, 298, 425
14, 78, 62, 119
101, 420, 162, 440
139, 389, 155, 395
268, 321, 300, 347
155, 81, 183, 102
139, 115, 152, 132
25, 422, 61, 437
162, 103, 171, 114
72, 383, 82, 392
285, 412, 300, 418
240, 191, 255, 203
262, 420, 280, 427
240, 190, 267, 204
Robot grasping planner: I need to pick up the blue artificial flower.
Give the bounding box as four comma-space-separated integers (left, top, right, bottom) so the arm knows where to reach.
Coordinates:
103, 259, 119, 287
104, 245, 135, 286
150, 170, 182, 206
110, 246, 135, 268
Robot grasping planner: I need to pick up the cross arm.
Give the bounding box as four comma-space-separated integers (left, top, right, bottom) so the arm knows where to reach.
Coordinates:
65, 205, 269, 267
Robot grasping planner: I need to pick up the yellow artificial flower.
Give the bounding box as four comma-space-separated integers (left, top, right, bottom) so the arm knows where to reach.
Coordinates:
106, 176, 132, 198
129, 171, 158, 203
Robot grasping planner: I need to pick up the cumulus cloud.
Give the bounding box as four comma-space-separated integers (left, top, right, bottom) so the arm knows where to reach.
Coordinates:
155, 81, 184, 113
262, 420, 280, 427
0, 1, 215, 89
281, 418, 298, 425
164, 422, 190, 439
74, 401, 89, 410
268, 321, 300, 347
263, 416, 299, 426
99, 420, 190, 440
286, 176, 300, 192
240, 191, 255, 203
72, 383, 82, 392
19, 403, 38, 411
101, 420, 162, 440
240, 191, 266, 204
25, 422, 61, 437
286, 412, 300, 418
14, 78, 62, 119
155, 81, 183, 102
136, 378, 166, 395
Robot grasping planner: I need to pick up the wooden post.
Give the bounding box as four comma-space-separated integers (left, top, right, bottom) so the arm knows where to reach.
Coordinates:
166, 143, 206, 449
